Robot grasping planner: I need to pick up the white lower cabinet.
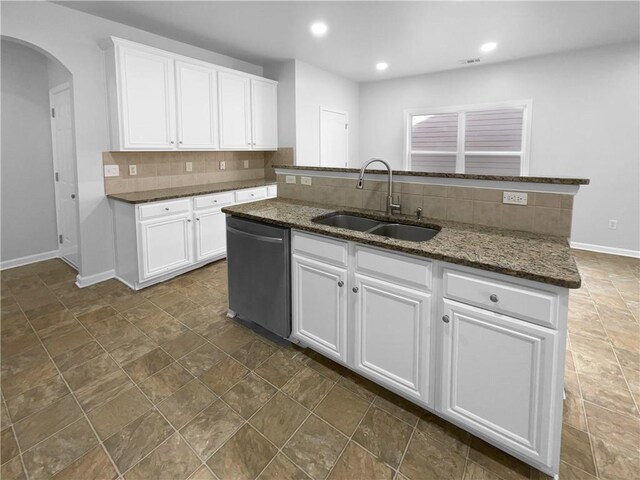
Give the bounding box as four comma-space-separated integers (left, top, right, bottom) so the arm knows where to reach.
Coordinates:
353, 273, 431, 402
194, 208, 226, 262
139, 213, 192, 280
439, 298, 558, 466
292, 254, 348, 362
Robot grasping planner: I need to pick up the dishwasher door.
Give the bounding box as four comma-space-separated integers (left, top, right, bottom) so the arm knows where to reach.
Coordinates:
226, 215, 291, 338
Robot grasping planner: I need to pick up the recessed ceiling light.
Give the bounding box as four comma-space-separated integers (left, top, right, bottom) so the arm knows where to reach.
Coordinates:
376, 62, 388, 71
310, 22, 328, 37
480, 42, 498, 53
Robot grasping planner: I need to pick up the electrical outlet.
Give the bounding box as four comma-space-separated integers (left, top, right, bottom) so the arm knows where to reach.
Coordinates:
243, 160, 249, 169
502, 191, 528, 205
285, 176, 296, 184
219, 161, 226, 170
608, 219, 618, 230
301, 176, 312, 186
185, 162, 193, 172
104, 165, 119, 177
129, 165, 137, 176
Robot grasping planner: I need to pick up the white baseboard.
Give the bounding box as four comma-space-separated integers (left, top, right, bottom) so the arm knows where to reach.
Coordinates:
570, 242, 640, 259
75, 270, 115, 288
0, 250, 60, 270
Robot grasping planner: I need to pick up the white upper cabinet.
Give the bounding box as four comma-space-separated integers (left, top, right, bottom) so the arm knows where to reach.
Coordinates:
175, 61, 218, 149
104, 37, 277, 151
251, 79, 278, 149
115, 45, 176, 149
218, 72, 252, 150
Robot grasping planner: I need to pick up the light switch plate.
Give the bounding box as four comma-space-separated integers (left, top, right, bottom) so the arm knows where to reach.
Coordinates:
104, 165, 119, 177
219, 161, 226, 170
301, 176, 312, 186
129, 165, 137, 176
503, 191, 527, 205
185, 162, 193, 172
285, 176, 296, 184
243, 160, 249, 169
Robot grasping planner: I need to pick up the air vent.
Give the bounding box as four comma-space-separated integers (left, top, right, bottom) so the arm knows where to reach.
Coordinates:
459, 58, 481, 65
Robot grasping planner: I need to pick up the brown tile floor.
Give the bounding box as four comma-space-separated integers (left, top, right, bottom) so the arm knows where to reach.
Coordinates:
0, 251, 638, 480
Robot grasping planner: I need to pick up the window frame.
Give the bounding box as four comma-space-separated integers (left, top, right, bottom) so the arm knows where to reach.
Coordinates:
403, 99, 533, 175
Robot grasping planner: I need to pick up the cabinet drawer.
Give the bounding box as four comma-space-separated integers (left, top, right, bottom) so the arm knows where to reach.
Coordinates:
138, 199, 191, 220
355, 246, 432, 291
443, 269, 558, 328
194, 192, 234, 210
235, 187, 267, 203
267, 185, 277, 197
292, 231, 348, 267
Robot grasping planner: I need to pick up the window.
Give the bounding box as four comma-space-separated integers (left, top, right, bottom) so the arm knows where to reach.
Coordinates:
405, 100, 531, 175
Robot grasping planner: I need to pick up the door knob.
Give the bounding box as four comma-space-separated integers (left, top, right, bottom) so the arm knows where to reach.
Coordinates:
337, 281, 344, 287
70, 194, 75, 199
490, 294, 499, 303
442, 315, 450, 323
352, 287, 359, 293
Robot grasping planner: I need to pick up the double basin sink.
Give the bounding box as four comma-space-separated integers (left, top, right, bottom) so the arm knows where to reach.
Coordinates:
312, 213, 440, 242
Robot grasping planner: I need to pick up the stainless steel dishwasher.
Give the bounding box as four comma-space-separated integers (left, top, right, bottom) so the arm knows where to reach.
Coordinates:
226, 215, 291, 339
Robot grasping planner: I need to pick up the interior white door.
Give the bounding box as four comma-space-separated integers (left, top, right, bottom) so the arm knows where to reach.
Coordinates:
218, 71, 251, 150
320, 108, 349, 167
354, 273, 431, 402
194, 209, 226, 261
138, 214, 192, 281
251, 79, 278, 149
118, 45, 175, 149
439, 298, 557, 464
50, 84, 79, 269
175, 61, 218, 149
292, 254, 348, 362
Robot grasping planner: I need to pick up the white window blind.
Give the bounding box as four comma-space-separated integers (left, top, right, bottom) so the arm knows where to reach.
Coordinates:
406, 101, 531, 175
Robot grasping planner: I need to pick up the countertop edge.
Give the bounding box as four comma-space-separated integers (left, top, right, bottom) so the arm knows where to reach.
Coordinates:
222, 205, 581, 289
273, 165, 590, 185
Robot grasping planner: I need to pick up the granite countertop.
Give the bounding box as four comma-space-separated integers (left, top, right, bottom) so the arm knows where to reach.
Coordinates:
222, 198, 581, 288
107, 179, 276, 204
273, 165, 590, 185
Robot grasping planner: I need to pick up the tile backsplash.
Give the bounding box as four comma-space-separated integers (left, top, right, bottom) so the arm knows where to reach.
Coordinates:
277, 174, 574, 237
103, 151, 267, 195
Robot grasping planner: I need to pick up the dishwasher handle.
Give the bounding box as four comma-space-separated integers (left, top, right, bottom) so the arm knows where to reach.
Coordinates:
227, 225, 284, 244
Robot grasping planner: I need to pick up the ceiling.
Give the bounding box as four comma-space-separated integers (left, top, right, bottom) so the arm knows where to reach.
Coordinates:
56, 1, 639, 82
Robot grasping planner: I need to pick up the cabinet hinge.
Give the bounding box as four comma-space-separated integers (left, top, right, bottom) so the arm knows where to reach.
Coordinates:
51, 108, 55, 118
58, 234, 63, 244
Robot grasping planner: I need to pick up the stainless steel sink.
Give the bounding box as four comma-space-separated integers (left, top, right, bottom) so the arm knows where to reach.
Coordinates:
312, 212, 440, 242
313, 213, 382, 232
368, 223, 440, 242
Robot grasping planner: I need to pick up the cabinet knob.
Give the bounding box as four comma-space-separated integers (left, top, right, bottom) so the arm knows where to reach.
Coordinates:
165, 207, 170, 211
442, 315, 450, 323
352, 287, 359, 293
196, 218, 200, 221
179, 141, 183, 144
490, 294, 499, 303
170, 141, 175, 144
187, 219, 191, 223
337, 281, 344, 287
71, 194, 76, 199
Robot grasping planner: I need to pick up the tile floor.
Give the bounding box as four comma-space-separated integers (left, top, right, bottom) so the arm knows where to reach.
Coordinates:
0, 250, 638, 480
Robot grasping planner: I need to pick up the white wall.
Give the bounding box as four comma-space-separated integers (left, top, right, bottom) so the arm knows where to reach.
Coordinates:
263, 59, 296, 149
294, 60, 360, 167
0, 1, 264, 280
359, 42, 640, 254
1, 41, 59, 263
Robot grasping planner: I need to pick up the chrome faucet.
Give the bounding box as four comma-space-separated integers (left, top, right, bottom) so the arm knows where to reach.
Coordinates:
356, 158, 401, 215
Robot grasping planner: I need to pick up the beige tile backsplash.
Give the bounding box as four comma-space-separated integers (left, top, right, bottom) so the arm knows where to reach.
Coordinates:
103, 151, 268, 195
277, 175, 574, 238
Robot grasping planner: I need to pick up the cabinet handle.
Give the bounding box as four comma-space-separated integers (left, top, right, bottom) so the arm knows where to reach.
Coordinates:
352, 287, 359, 293
442, 315, 450, 323
170, 141, 175, 144
164, 207, 170, 211
196, 218, 200, 221
179, 141, 183, 144
337, 281, 344, 287
490, 294, 499, 303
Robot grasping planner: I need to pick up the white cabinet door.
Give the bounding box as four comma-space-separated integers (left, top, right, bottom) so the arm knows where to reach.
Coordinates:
175, 61, 218, 149
117, 45, 175, 149
218, 71, 251, 150
138, 214, 192, 281
292, 254, 347, 362
251, 79, 278, 150
194, 209, 226, 262
439, 299, 558, 465
354, 273, 432, 403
